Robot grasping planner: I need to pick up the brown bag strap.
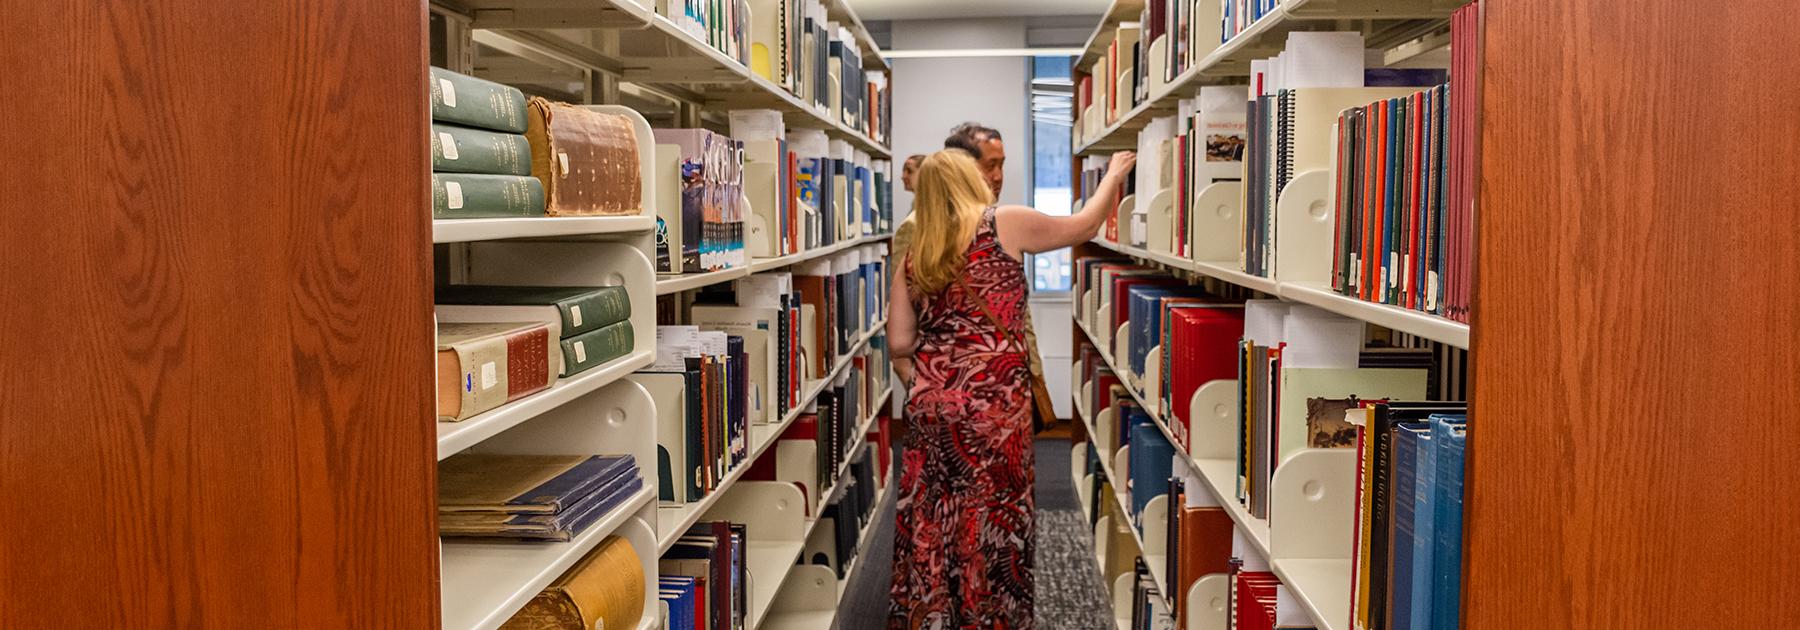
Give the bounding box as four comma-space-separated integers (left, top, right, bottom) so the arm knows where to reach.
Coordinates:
953, 271, 1023, 346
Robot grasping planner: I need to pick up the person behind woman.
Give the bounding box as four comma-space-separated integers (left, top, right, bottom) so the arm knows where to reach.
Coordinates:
886, 148, 1136, 629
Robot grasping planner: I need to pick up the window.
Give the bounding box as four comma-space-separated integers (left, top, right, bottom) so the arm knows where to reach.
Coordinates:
1027, 55, 1075, 294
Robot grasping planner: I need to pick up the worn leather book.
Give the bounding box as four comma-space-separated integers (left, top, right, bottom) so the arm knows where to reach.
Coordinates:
526, 98, 643, 217
500, 535, 645, 630
430, 66, 528, 133
431, 173, 545, 219
431, 123, 532, 176
436, 285, 632, 340
435, 322, 556, 421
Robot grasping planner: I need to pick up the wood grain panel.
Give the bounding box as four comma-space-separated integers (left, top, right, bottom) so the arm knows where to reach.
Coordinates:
1470, 0, 1800, 627
0, 0, 437, 626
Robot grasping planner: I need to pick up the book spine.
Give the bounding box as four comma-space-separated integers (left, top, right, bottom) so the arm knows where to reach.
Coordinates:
429, 67, 529, 134
559, 285, 633, 337
432, 173, 545, 219
431, 123, 532, 176
560, 320, 635, 376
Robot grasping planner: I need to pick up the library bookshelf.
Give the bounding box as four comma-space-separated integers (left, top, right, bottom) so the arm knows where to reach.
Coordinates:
1067, 1, 1468, 629
425, 0, 899, 627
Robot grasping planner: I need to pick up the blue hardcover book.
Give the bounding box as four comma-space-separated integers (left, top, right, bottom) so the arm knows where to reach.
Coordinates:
1410, 427, 1437, 627
1388, 422, 1429, 630
438, 453, 636, 515
1430, 414, 1468, 630
1126, 285, 1208, 377
1128, 416, 1173, 522
659, 576, 697, 630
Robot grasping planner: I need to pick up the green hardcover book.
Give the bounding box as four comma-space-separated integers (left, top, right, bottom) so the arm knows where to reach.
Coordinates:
435, 285, 632, 339
431, 173, 545, 219
431, 123, 532, 175
561, 320, 635, 376
429, 66, 529, 133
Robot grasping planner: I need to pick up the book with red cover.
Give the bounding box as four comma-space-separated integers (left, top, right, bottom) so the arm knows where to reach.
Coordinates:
793, 275, 833, 379
1164, 305, 1245, 446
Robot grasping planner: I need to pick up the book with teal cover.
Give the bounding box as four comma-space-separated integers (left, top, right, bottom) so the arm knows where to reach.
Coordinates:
1430, 413, 1467, 630
429, 66, 529, 133
560, 320, 635, 376
431, 173, 545, 218
430, 123, 532, 175
435, 284, 631, 339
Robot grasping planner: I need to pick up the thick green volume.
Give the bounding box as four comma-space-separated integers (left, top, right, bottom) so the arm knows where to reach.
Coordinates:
429, 66, 529, 133
434, 285, 632, 338
431, 123, 532, 176
431, 173, 545, 219
559, 320, 634, 376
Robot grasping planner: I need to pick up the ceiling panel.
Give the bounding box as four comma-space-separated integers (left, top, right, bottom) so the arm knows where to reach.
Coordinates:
848, 0, 1110, 21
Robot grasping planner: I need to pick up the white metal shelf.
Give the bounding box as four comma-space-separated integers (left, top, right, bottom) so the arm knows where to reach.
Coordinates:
655, 323, 884, 552
656, 267, 751, 295
437, 349, 657, 460
439, 486, 655, 630
1272, 558, 1352, 630
748, 233, 892, 273
433, 215, 657, 244
1073, 372, 1172, 603
1085, 238, 1469, 348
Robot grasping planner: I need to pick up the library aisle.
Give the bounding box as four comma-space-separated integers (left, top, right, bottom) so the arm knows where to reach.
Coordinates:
8, 0, 1800, 629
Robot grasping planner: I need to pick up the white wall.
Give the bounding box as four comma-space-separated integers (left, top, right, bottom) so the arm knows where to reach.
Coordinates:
888, 19, 1079, 420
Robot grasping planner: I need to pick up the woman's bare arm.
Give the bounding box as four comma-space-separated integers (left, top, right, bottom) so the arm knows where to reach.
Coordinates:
887, 258, 918, 386
994, 151, 1137, 259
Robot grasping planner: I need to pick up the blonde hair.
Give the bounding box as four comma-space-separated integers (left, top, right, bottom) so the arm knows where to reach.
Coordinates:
908, 150, 994, 295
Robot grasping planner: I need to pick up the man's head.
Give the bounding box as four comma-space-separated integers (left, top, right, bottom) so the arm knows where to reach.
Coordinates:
943, 122, 1004, 198
901, 154, 926, 192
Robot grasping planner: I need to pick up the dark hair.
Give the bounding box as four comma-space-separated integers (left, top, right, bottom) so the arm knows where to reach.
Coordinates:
904, 154, 928, 167
944, 122, 1001, 157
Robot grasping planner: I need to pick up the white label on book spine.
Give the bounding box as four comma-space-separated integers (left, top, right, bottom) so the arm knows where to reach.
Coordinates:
438, 78, 457, 108
445, 181, 464, 209
558, 152, 571, 176
1389, 253, 1400, 288
570, 305, 583, 327
480, 361, 496, 390
574, 341, 587, 364
1427, 272, 1440, 311
438, 132, 458, 160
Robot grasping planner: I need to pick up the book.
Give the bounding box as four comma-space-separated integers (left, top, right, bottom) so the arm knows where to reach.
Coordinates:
435, 321, 556, 421
525, 99, 644, 217
437, 454, 643, 541
499, 535, 646, 630
432, 123, 532, 176
635, 371, 703, 505
438, 469, 641, 541
435, 285, 632, 340
429, 66, 528, 133
559, 319, 635, 376
653, 128, 745, 273
431, 173, 546, 219
1430, 413, 1467, 630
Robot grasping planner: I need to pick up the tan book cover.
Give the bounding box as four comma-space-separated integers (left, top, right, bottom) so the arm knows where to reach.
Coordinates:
500, 536, 646, 630
435, 321, 554, 421
526, 98, 642, 217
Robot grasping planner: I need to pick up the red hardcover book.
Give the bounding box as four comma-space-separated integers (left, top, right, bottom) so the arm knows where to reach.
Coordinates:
1165, 306, 1245, 443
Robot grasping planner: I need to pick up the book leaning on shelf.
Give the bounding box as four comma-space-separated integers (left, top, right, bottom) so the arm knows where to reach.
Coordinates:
1346, 403, 1468, 630
437, 454, 645, 541
435, 322, 557, 422
526, 98, 644, 217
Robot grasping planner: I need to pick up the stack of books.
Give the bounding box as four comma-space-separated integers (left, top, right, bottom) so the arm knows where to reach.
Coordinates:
661, 521, 749, 630
663, 0, 751, 64
1328, 2, 1478, 322
438, 454, 644, 541
436, 284, 637, 383
1348, 403, 1468, 630
640, 328, 753, 506
742, 0, 892, 145
1235, 300, 1429, 519
428, 67, 544, 219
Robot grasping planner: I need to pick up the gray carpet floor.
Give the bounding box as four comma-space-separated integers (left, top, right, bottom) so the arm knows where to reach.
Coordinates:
837, 438, 1113, 629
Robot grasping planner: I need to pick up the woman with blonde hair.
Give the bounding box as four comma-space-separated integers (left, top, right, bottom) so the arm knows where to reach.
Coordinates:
887, 148, 1136, 628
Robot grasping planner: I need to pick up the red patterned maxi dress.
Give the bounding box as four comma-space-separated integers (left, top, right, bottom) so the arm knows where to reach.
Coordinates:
890, 207, 1035, 629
